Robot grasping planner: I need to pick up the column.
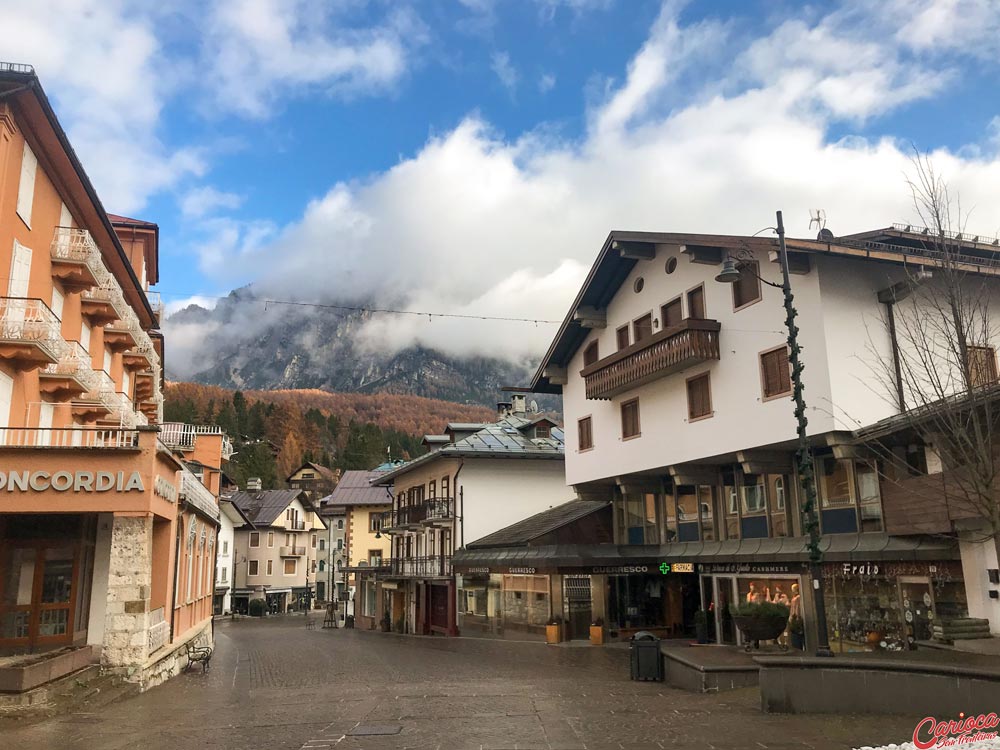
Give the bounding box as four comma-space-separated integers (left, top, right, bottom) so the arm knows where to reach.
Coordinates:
101, 512, 153, 671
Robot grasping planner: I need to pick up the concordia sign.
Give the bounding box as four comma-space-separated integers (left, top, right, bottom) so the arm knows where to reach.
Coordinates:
0, 470, 145, 493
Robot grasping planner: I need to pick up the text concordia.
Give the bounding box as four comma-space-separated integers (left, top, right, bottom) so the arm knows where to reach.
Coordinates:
0, 471, 146, 493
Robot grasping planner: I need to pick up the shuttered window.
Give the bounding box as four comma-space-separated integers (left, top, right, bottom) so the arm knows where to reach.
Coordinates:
578, 416, 593, 451
616, 325, 630, 350
687, 285, 706, 319
733, 260, 761, 309
686, 373, 712, 420
968, 345, 998, 388
760, 347, 791, 398
661, 298, 682, 329
583, 340, 599, 367
16, 142, 37, 227
621, 399, 640, 439
633, 313, 653, 342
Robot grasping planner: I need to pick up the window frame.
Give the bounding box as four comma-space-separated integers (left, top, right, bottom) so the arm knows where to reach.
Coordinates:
368, 512, 381, 533
686, 371, 713, 422
620, 398, 641, 440
732, 260, 762, 311
248, 560, 259, 576
283, 558, 296, 576
577, 415, 594, 452
249, 532, 260, 548
759, 344, 793, 401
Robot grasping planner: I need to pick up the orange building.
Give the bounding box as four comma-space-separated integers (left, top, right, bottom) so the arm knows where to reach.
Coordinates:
0, 63, 222, 691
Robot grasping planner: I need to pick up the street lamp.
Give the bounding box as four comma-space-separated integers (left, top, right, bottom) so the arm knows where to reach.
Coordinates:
716, 210, 833, 657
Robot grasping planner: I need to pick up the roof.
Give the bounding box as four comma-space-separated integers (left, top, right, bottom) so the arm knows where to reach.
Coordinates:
467, 500, 609, 549
220, 497, 254, 527
422, 435, 451, 444
446, 423, 488, 431
322, 470, 392, 507
0, 63, 157, 327
529, 226, 1000, 394
230, 489, 304, 526
373, 414, 564, 485
107, 213, 158, 228
287, 461, 339, 483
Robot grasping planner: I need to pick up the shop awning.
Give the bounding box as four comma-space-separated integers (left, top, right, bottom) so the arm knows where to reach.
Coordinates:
452, 534, 959, 573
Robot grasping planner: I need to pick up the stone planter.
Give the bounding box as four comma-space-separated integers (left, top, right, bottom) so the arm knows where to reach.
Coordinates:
590, 625, 604, 645
545, 624, 562, 644
733, 614, 789, 652
0, 646, 93, 693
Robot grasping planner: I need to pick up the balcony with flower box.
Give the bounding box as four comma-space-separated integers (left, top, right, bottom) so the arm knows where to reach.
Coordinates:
39, 340, 96, 398
581, 318, 722, 400
49, 227, 102, 291
0, 298, 63, 370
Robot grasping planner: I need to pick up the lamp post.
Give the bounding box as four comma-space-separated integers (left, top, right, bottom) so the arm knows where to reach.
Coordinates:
715, 210, 833, 657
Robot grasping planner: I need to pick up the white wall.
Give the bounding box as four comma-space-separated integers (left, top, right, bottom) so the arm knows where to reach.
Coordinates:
215, 508, 235, 612
562, 243, 836, 486
87, 512, 114, 647
459, 458, 574, 546
960, 535, 1000, 634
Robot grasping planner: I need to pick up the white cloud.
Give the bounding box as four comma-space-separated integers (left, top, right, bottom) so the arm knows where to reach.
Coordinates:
180, 186, 245, 219
189, 0, 1000, 367
164, 295, 219, 317
491, 51, 518, 94
538, 72, 557, 93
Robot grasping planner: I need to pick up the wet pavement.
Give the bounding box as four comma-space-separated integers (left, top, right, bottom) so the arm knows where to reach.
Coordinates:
0, 616, 922, 750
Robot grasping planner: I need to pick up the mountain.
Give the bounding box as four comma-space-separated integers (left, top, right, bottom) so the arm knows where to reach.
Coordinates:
164, 288, 541, 407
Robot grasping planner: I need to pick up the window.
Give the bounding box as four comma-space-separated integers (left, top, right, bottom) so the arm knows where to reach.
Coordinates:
617, 493, 660, 544
249, 532, 260, 548
741, 478, 767, 515
220, 567, 228, 583
633, 313, 653, 343
429, 480, 436, 498
616, 325, 630, 350
319, 538, 326, 550
856, 460, 883, 532
621, 398, 640, 439
760, 346, 792, 399
222, 540, 228, 555
578, 416, 593, 451
687, 285, 706, 320
337, 539, 343, 550
583, 340, 599, 367
285, 533, 293, 546
368, 512, 381, 533
770, 475, 789, 537
248, 560, 259, 576
337, 519, 344, 530
267, 531, 274, 547
283, 559, 296, 575
311, 534, 317, 548
535, 423, 550, 438
319, 560, 325, 571
698, 486, 717, 541
442, 476, 450, 499
661, 297, 683, 329
312, 560, 317, 573
817, 457, 852, 508
301, 472, 315, 479
266, 560, 273, 576
51, 285, 65, 321
16, 141, 37, 227
686, 373, 712, 420
724, 478, 740, 539
968, 345, 998, 388
80, 321, 91, 351
733, 260, 761, 309
368, 550, 382, 565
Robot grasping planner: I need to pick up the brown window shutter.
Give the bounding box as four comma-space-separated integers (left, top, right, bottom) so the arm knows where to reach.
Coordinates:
583, 341, 599, 367
761, 348, 790, 397
617, 325, 630, 350
634, 313, 653, 342
662, 298, 682, 329
687, 374, 711, 419
687, 286, 705, 320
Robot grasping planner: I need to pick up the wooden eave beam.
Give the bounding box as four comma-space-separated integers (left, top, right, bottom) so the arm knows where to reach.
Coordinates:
680, 245, 724, 265
667, 465, 719, 486
573, 305, 606, 329
767, 249, 811, 274
612, 240, 656, 260
737, 450, 793, 475
542, 366, 567, 385
615, 475, 664, 494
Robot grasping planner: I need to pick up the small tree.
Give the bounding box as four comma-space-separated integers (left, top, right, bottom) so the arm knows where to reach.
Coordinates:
868, 154, 1000, 565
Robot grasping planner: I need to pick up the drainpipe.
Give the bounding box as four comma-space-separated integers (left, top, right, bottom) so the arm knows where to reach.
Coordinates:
454, 460, 465, 549
885, 301, 906, 412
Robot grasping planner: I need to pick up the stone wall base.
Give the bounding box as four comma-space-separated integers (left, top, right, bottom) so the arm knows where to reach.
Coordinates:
103, 619, 214, 692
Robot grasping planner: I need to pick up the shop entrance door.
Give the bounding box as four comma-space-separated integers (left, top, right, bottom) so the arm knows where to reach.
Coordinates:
700, 576, 717, 642
564, 576, 592, 640
715, 577, 737, 645
898, 577, 935, 646
0, 543, 77, 651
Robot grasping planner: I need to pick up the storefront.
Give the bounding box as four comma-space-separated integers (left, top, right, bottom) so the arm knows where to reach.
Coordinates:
822, 560, 967, 652
600, 563, 699, 640
458, 568, 551, 640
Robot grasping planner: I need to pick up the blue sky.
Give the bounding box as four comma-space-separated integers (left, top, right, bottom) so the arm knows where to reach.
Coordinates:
3, 0, 999, 372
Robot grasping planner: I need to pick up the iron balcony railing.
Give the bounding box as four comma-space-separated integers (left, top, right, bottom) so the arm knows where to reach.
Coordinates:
146, 290, 163, 322
82, 265, 130, 322
50, 226, 104, 279
159, 423, 229, 451
78, 369, 119, 413
425, 496, 456, 522
0, 426, 140, 448
0, 297, 63, 360
105, 307, 143, 348
389, 556, 453, 578
179, 467, 218, 520
381, 497, 456, 532
581, 318, 721, 400
40, 339, 96, 390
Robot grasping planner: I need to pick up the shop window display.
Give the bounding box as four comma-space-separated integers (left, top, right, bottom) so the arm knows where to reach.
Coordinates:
608, 574, 695, 636
736, 577, 803, 649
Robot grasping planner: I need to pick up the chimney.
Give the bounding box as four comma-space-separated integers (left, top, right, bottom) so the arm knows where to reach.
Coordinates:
497, 401, 512, 418
511, 393, 527, 416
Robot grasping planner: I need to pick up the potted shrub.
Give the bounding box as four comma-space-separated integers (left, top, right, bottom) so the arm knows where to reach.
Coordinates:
590, 618, 605, 646
788, 614, 805, 650
694, 609, 710, 644
545, 615, 563, 644
380, 610, 392, 632
248, 598, 266, 618
731, 601, 790, 651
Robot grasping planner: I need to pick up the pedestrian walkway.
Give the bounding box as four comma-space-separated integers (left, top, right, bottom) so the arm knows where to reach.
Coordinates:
0, 616, 926, 749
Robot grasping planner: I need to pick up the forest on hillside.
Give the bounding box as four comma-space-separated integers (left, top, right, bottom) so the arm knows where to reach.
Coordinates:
164, 382, 495, 490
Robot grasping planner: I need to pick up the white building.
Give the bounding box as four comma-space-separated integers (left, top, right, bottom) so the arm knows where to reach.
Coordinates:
521, 225, 998, 650
213, 498, 250, 615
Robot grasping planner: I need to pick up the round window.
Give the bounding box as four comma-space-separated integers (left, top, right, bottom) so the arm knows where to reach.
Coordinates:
665, 257, 678, 274
633, 277, 645, 293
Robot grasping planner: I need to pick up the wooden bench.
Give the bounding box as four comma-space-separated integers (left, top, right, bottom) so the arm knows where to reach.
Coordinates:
185, 641, 213, 673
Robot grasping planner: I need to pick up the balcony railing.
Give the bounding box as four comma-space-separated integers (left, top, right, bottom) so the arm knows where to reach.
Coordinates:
179, 468, 218, 520
389, 556, 453, 578
425, 497, 456, 523
50, 227, 103, 286
0, 427, 140, 448
81, 266, 130, 323
581, 318, 722, 400
159, 422, 230, 452
104, 307, 143, 350
146, 291, 163, 323
280, 546, 306, 557
0, 297, 63, 365
39, 340, 96, 393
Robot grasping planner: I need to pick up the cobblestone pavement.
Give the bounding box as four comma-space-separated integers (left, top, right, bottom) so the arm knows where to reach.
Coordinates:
0, 617, 921, 750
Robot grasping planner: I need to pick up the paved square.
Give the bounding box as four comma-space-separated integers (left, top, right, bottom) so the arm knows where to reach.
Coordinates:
0, 617, 922, 749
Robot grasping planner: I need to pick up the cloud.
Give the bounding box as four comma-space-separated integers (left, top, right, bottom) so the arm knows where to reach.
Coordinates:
491, 51, 518, 94
180, 186, 245, 219
538, 72, 557, 93
199, 0, 426, 117
177, 0, 1000, 369
164, 294, 219, 317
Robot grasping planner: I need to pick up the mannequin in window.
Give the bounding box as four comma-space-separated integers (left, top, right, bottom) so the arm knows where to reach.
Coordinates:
772, 584, 789, 606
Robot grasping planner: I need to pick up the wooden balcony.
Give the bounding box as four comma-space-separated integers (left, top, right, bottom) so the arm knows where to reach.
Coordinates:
881, 470, 984, 535
581, 318, 721, 400
0, 298, 63, 370
49, 227, 103, 291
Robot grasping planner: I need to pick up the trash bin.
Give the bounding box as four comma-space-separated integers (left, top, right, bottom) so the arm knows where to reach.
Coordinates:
629, 631, 663, 681
345, 615, 355, 629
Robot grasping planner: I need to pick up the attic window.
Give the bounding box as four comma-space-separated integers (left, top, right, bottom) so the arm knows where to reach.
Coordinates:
535, 424, 550, 439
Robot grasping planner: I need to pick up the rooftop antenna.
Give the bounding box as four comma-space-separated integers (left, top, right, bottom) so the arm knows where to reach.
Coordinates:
529, 399, 539, 414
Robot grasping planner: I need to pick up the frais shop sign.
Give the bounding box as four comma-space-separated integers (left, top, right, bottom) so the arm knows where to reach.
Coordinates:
0, 470, 145, 493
